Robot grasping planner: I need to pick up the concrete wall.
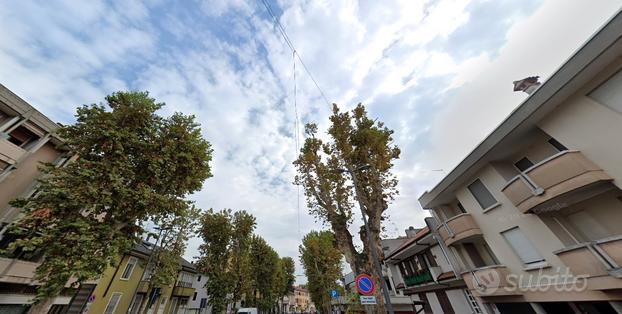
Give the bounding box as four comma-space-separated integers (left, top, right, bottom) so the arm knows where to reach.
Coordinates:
187, 273, 211, 313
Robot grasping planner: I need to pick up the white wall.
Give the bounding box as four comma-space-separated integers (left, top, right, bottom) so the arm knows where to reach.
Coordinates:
187, 274, 211, 314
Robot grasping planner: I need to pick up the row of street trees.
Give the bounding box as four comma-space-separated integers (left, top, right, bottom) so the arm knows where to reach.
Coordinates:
196, 208, 295, 313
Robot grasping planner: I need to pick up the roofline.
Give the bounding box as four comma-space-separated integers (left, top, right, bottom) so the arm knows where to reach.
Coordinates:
384, 227, 431, 261
418, 9, 622, 208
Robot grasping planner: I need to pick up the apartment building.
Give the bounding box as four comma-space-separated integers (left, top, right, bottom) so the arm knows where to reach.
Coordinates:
418, 10, 622, 314
382, 223, 486, 314
0, 84, 71, 313
187, 273, 211, 314
68, 241, 198, 314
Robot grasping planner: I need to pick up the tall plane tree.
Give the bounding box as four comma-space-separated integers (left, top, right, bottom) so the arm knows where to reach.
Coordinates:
294, 104, 400, 307
8, 91, 212, 300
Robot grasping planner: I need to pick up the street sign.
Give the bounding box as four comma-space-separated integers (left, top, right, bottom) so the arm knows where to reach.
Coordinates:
330, 289, 339, 299
355, 274, 375, 296
360, 296, 377, 305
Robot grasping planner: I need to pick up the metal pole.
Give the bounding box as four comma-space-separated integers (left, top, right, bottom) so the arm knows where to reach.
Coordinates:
348, 168, 394, 314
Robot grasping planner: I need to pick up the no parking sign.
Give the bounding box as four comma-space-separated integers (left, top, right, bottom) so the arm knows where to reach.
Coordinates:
355, 274, 375, 296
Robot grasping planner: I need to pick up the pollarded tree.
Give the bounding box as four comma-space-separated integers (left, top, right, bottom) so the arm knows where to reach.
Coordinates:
293, 104, 400, 272
8, 91, 212, 299
294, 104, 400, 309
196, 209, 256, 313
299, 230, 342, 314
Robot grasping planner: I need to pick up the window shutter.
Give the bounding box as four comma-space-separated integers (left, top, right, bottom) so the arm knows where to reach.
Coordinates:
502, 228, 544, 264
468, 179, 497, 209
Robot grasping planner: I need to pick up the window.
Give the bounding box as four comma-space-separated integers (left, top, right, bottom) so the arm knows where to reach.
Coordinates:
501, 227, 544, 265
7, 126, 38, 148
104, 293, 122, 314
468, 179, 497, 209
192, 292, 197, 301
589, 69, 622, 114
514, 157, 534, 172
168, 297, 178, 314
120, 257, 137, 280
197, 275, 201, 282
456, 202, 466, 214
129, 294, 144, 314
548, 138, 568, 152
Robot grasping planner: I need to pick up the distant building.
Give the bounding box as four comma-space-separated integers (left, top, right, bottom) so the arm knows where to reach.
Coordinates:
187, 273, 211, 314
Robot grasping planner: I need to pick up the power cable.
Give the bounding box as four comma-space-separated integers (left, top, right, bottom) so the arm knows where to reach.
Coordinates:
259, 0, 332, 107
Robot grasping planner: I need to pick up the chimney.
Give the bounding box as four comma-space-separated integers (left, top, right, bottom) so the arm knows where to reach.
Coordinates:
513, 76, 541, 94
405, 226, 418, 238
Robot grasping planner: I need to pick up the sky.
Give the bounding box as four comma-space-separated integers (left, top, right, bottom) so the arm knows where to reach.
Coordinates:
1, 0, 621, 279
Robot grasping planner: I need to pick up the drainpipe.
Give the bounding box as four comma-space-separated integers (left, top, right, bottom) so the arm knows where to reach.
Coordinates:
424, 217, 462, 275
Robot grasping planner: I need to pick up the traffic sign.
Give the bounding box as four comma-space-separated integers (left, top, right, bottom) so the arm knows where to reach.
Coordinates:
330, 289, 338, 299
355, 274, 375, 295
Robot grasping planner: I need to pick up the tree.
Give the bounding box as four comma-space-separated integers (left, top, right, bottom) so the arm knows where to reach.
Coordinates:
294, 104, 400, 309
8, 91, 213, 299
299, 230, 342, 314
136, 205, 201, 313
196, 209, 256, 313
280, 257, 296, 297
248, 235, 281, 313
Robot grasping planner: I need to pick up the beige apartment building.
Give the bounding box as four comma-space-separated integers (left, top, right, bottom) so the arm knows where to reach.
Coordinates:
418, 10, 622, 314
0, 84, 71, 313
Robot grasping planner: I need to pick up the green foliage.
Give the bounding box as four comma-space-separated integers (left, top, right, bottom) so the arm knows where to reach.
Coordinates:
248, 235, 281, 312
280, 257, 296, 297
196, 209, 256, 313
299, 230, 343, 314
7, 91, 212, 299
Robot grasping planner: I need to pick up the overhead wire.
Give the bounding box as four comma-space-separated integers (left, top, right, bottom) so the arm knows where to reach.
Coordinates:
259, 0, 332, 107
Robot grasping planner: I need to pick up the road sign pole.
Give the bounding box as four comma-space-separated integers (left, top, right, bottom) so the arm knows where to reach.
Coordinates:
349, 169, 395, 314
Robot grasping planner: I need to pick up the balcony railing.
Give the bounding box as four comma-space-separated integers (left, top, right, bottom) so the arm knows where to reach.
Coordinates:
404, 270, 434, 287
172, 285, 195, 297
462, 265, 518, 297
0, 257, 38, 284
0, 138, 26, 165
554, 235, 622, 290
501, 150, 613, 214
437, 213, 482, 246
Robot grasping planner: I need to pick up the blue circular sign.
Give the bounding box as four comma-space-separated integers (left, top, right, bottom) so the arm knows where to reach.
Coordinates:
355, 274, 375, 295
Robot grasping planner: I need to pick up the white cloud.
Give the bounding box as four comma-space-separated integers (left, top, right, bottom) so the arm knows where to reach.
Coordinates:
1, 0, 620, 282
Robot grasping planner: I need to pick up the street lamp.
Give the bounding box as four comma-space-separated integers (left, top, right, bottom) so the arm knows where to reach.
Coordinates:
337, 165, 394, 314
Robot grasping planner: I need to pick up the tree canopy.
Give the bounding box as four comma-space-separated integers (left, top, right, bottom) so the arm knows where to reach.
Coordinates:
299, 230, 343, 314
8, 91, 213, 299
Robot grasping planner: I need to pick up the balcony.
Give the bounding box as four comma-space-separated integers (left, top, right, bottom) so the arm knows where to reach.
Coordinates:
501, 151, 613, 214
462, 265, 519, 297
0, 138, 26, 165
137, 280, 150, 293
437, 214, 482, 246
554, 235, 622, 290
172, 283, 195, 297
404, 270, 434, 287
0, 257, 38, 284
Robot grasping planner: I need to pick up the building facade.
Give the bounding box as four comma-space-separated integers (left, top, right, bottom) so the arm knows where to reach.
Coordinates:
70, 241, 198, 314
418, 10, 622, 314
382, 224, 485, 314
0, 84, 72, 313
187, 273, 211, 314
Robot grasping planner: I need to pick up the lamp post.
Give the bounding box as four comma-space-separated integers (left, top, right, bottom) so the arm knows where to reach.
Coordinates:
337, 165, 394, 314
